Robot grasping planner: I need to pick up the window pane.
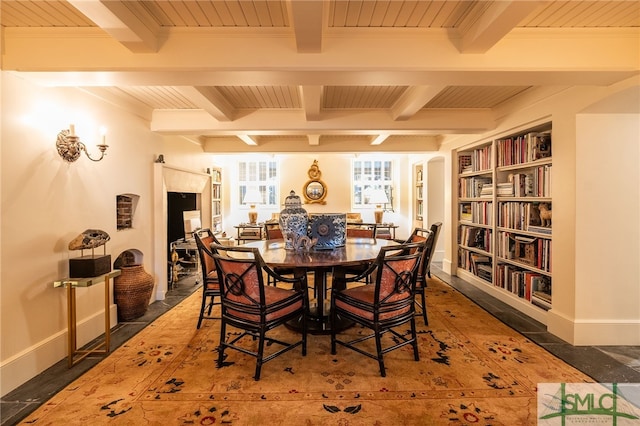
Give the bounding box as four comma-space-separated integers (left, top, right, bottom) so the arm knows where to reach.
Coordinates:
351, 158, 393, 209
238, 160, 279, 207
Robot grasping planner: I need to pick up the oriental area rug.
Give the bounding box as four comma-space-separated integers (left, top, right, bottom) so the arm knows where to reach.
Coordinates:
20, 276, 592, 425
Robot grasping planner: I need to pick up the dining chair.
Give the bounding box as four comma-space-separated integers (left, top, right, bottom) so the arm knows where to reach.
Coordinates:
264, 221, 284, 240
346, 222, 377, 238
395, 227, 434, 325
424, 222, 442, 279
263, 222, 298, 287
330, 240, 426, 377
335, 223, 378, 286
193, 229, 222, 329
210, 243, 308, 380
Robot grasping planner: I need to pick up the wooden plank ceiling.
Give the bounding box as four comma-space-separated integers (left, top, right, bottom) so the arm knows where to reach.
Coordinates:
2, 1, 639, 151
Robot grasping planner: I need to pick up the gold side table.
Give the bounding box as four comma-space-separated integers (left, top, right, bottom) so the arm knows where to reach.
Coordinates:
54, 270, 121, 367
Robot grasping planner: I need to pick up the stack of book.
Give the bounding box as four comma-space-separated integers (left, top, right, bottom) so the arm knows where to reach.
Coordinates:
469, 252, 492, 282
496, 182, 514, 196
480, 184, 493, 197
458, 154, 473, 173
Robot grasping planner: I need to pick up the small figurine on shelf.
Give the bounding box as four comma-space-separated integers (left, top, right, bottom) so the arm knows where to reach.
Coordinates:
538, 203, 552, 227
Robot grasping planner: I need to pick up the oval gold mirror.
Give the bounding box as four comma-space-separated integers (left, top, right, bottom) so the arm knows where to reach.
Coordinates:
302, 160, 327, 204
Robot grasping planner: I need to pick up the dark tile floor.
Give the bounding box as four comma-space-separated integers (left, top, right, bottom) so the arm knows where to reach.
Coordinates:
2, 266, 639, 425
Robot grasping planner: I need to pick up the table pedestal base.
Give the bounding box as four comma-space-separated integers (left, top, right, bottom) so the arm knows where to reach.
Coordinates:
286, 308, 353, 335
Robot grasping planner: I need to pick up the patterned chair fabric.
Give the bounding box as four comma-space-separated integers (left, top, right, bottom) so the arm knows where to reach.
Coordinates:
330, 241, 426, 377
211, 244, 308, 380
264, 222, 284, 240
264, 222, 295, 286
331, 223, 378, 288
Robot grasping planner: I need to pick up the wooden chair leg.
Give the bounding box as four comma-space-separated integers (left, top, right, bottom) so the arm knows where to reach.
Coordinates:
197, 291, 208, 329
411, 319, 420, 361
375, 328, 386, 377
420, 289, 428, 325
254, 329, 266, 381
217, 322, 227, 367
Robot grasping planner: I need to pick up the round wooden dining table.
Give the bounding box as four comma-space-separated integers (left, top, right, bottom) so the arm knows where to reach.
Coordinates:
242, 237, 399, 333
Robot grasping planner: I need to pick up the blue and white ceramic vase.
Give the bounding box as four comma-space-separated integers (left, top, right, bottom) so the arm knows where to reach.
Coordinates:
279, 190, 309, 250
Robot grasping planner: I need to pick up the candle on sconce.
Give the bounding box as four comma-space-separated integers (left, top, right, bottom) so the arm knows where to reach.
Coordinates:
69, 124, 75, 136
100, 127, 107, 145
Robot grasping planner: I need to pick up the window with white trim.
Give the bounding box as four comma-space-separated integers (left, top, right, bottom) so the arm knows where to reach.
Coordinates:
352, 159, 393, 209
238, 160, 279, 207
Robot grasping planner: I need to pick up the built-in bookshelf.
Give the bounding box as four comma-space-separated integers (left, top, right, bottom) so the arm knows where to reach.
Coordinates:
211, 167, 223, 234
456, 123, 552, 324
414, 164, 424, 224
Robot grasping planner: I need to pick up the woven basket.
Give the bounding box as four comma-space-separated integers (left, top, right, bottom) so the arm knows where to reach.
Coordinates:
114, 264, 154, 321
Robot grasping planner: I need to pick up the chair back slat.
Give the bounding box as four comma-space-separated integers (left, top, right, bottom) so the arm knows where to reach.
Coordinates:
200, 236, 217, 274
194, 229, 221, 286
215, 256, 263, 310
211, 245, 274, 323
265, 222, 284, 240
375, 244, 424, 308
347, 223, 376, 238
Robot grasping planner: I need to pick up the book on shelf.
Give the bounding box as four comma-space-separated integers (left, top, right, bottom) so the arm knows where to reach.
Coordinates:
496, 182, 514, 196
533, 132, 552, 160
531, 296, 551, 310
476, 263, 493, 281
532, 290, 551, 303
480, 183, 493, 197
496, 131, 552, 166
508, 173, 534, 197
458, 154, 472, 173
460, 204, 472, 221
470, 252, 492, 278
514, 235, 536, 243
527, 225, 552, 235
459, 226, 479, 246
240, 230, 260, 237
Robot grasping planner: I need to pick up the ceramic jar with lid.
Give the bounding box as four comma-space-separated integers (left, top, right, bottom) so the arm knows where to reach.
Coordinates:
279, 190, 309, 250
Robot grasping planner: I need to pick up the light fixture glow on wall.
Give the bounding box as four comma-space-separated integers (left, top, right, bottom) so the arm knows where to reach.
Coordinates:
56, 124, 109, 162
369, 188, 389, 224
242, 188, 262, 224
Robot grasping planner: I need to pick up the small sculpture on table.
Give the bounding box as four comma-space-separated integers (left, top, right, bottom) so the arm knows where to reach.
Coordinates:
68, 229, 111, 278
286, 232, 317, 252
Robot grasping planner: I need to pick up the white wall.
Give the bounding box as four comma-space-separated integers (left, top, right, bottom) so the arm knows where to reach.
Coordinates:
426, 157, 445, 261
573, 112, 640, 345
0, 72, 161, 395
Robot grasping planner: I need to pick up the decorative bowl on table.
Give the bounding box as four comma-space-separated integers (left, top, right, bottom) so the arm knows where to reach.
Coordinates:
309, 213, 346, 249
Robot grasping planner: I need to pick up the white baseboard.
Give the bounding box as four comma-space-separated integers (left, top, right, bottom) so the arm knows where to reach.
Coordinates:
441, 258, 453, 275
548, 310, 640, 345
0, 304, 117, 397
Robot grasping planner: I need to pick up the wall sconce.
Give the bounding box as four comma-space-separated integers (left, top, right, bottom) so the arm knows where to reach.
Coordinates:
56, 124, 108, 162
242, 188, 262, 224
368, 188, 390, 224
